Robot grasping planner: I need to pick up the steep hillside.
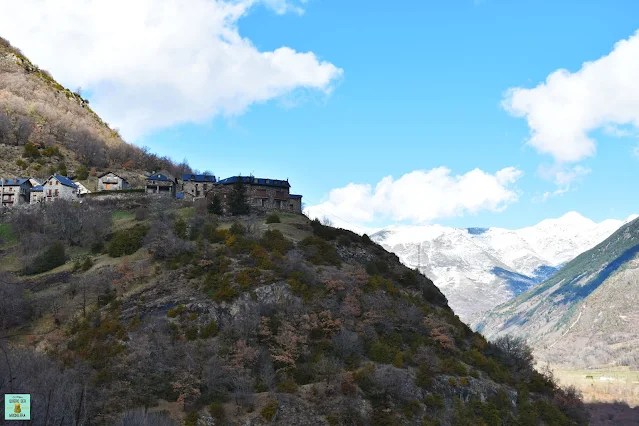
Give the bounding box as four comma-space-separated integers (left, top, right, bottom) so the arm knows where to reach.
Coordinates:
0, 199, 587, 425
372, 212, 632, 322
0, 36, 188, 183
474, 217, 639, 370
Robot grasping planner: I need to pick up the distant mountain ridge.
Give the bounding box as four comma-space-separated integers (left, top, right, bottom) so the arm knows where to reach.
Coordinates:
371, 212, 637, 321
473, 216, 639, 370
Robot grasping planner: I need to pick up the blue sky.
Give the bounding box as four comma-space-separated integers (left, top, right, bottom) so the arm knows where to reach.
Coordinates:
3, 0, 639, 231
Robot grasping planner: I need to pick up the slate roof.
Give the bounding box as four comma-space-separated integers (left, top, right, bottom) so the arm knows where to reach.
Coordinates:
98, 171, 128, 182
52, 175, 78, 188
217, 176, 291, 188
146, 173, 174, 182
2, 178, 30, 186
31, 185, 43, 192
289, 194, 303, 199
182, 174, 216, 183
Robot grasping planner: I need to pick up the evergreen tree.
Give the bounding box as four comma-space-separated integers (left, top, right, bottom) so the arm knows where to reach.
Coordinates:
209, 194, 223, 215
228, 180, 250, 216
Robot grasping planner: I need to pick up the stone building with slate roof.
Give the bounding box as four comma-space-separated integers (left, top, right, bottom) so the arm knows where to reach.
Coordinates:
42, 175, 78, 202
1, 178, 32, 207
212, 176, 303, 213
145, 171, 178, 196
180, 173, 216, 201
98, 171, 131, 191
30, 184, 44, 204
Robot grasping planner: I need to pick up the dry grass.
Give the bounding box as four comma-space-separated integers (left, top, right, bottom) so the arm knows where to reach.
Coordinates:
268, 213, 313, 242
553, 365, 639, 407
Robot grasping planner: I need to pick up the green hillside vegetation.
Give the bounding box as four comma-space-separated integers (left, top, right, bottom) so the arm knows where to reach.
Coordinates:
0, 198, 588, 425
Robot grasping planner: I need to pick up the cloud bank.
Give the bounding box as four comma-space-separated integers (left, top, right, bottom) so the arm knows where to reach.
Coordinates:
305, 167, 523, 231
0, 0, 342, 140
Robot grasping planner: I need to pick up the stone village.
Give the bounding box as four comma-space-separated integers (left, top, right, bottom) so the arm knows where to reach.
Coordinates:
0, 170, 303, 214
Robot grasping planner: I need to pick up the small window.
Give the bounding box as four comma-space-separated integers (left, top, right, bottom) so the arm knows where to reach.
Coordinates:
54, 189, 59, 196
56, 181, 59, 185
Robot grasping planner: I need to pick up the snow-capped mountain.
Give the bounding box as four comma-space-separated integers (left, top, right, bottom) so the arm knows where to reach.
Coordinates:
371, 212, 638, 322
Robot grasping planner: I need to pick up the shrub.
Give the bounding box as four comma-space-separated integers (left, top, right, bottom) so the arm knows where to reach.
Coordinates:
212, 285, 239, 303
167, 304, 186, 318
208, 194, 223, 215
416, 364, 434, 388
200, 320, 219, 338
81, 257, 93, 271
488, 335, 534, 376
76, 165, 89, 180
185, 326, 199, 340
229, 222, 245, 236
23, 142, 40, 159
16, 158, 28, 169
402, 399, 421, 420
266, 213, 281, 224
261, 229, 292, 255
368, 341, 395, 364
107, 224, 148, 257
173, 218, 187, 239
393, 352, 404, 368
184, 411, 198, 426
299, 236, 341, 266
365, 275, 398, 295
276, 380, 298, 393
309, 219, 340, 240
424, 393, 444, 410
261, 400, 278, 421
326, 414, 339, 426
228, 180, 250, 215
208, 402, 225, 422
25, 241, 66, 275
440, 359, 467, 376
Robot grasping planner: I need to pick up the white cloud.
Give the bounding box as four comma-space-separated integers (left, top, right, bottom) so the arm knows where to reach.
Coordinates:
0, 0, 341, 140
535, 164, 591, 202
503, 30, 639, 163
305, 167, 523, 228
633, 144, 639, 159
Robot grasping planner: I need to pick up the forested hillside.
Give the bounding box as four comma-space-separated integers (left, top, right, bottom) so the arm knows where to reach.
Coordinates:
0, 36, 190, 185
0, 197, 588, 425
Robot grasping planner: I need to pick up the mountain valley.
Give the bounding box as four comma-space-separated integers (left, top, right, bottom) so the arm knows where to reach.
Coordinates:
372, 212, 638, 322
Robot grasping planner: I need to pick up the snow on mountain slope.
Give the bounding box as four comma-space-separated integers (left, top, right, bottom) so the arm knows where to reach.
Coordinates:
371, 212, 634, 322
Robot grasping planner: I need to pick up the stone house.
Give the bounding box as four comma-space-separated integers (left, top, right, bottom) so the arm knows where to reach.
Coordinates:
42, 175, 79, 202
180, 173, 216, 201
97, 171, 130, 191
289, 194, 303, 213
145, 171, 177, 196
1, 178, 32, 207
30, 185, 43, 204
213, 176, 303, 213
